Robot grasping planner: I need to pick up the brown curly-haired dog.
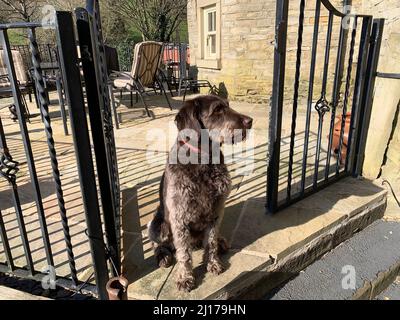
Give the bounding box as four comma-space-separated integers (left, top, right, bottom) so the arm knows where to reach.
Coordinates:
148, 95, 252, 292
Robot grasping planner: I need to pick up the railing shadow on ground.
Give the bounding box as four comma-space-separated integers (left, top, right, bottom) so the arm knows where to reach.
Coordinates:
120, 130, 385, 290
0, 106, 386, 291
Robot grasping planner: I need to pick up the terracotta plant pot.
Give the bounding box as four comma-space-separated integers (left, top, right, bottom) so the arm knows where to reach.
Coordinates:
331, 112, 351, 165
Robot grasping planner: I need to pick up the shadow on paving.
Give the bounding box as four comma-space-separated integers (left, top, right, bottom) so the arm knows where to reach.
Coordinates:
119, 123, 385, 295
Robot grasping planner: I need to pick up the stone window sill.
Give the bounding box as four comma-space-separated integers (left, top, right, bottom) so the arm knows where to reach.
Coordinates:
196, 59, 221, 70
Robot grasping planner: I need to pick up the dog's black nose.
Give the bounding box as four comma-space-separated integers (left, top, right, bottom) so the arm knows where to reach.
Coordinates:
242, 116, 253, 128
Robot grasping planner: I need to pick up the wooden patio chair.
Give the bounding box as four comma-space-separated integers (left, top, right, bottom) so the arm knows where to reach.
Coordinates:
109, 41, 173, 122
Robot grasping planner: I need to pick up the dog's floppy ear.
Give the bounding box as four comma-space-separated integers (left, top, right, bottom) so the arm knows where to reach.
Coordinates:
175, 100, 202, 133
208, 98, 228, 115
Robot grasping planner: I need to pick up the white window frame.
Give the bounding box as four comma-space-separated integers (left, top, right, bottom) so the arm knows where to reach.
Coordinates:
203, 6, 217, 59
197, 0, 221, 69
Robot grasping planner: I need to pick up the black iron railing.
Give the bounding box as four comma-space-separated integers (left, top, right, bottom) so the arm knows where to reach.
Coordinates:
162, 42, 190, 89
8, 44, 58, 69
0, 0, 120, 300
267, 0, 385, 212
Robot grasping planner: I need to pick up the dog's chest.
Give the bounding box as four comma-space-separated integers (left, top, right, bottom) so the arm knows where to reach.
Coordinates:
191, 164, 230, 198
167, 164, 231, 224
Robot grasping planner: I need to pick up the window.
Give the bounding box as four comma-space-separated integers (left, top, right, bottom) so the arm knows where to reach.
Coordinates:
204, 6, 217, 59
197, 0, 221, 69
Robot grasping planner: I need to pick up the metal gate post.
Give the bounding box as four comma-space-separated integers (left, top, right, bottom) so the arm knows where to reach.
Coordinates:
86, 0, 121, 251
345, 17, 372, 172
353, 19, 385, 176
267, 0, 289, 213
75, 7, 120, 275
55, 11, 109, 300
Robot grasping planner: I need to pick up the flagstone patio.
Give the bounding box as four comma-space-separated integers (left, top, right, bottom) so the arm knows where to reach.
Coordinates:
0, 90, 387, 298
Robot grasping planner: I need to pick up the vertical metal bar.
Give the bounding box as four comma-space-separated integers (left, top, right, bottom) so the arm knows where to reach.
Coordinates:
266, 0, 288, 213
28, 27, 78, 287
0, 116, 34, 274
0, 209, 14, 271
56, 74, 69, 135
76, 7, 120, 275
345, 17, 372, 172
313, 11, 333, 188
300, 0, 321, 193
9, 182, 34, 272
353, 19, 385, 176
55, 11, 109, 300
0, 118, 15, 271
286, 0, 305, 200
108, 83, 120, 129
180, 43, 187, 87
320, 12, 334, 98
325, 21, 346, 180
47, 43, 52, 64
336, 17, 358, 173
0, 28, 53, 271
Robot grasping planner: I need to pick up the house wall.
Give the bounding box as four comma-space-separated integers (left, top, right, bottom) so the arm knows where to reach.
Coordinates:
187, 0, 344, 104
352, 0, 400, 179
188, 0, 399, 179
187, 0, 274, 103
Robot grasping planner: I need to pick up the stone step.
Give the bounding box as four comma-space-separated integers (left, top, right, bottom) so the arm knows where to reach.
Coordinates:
375, 277, 400, 300
268, 220, 400, 300
0, 285, 51, 300
124, 178, 387, 300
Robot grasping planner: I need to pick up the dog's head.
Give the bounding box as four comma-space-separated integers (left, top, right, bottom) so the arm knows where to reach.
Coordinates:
175, 95, 253, 144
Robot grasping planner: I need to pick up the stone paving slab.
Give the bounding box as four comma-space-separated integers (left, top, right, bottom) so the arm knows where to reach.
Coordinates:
125, 177, 387, 300
0, 91, 389, 300
232, 178, 386, 260
127, 249, 271, 300
0, 285, 51, 300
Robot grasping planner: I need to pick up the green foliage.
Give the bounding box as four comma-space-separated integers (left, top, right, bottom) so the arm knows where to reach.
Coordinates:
1, 0, 189, 70
116, 0, 187, 42
175, 20, 189, 43
114, 36, 140, 71
8, 29, 27, 45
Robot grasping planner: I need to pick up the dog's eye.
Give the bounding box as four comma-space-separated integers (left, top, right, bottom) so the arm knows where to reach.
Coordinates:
212, 104, 225, 114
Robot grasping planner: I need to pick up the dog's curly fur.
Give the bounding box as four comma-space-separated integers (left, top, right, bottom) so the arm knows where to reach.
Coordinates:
148, 95, 252, 292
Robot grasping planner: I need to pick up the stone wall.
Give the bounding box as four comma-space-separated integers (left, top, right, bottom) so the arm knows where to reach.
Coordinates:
358, 0, 400, 179
187, 0, 400, 179
187, 0, 344, 104
187, 0, 274, 103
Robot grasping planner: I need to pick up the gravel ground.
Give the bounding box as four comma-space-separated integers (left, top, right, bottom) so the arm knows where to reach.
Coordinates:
0, 272, 96, 300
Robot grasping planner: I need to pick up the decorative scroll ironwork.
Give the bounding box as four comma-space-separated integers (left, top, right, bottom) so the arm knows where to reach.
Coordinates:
0, 149, 19, 183
0, 128, 15, 170
315, 96, 331, 117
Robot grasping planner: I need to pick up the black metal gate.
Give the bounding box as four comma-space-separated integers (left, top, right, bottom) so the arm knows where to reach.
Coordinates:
267, 0, 384, 212
0, 0, 120, 299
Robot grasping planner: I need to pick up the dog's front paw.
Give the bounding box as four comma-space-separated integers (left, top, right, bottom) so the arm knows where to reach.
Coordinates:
176, 275, 196, 292
207, 260, 225, 275
155, 246, 173, 268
